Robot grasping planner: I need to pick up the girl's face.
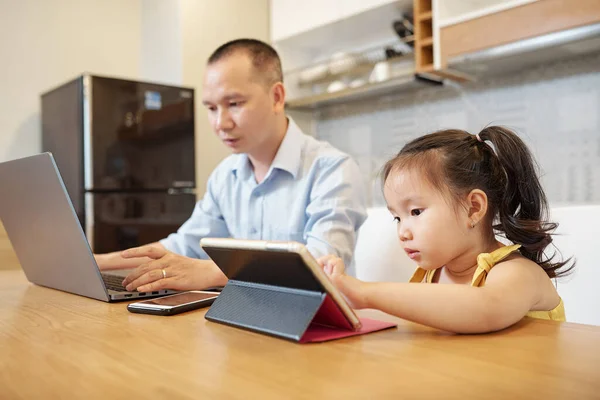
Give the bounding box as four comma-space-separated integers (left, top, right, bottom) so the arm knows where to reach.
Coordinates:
383, 168, 473, 270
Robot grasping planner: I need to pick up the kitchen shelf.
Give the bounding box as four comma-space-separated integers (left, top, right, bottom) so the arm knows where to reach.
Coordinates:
297, 53, 414, 87
415, 0, 435, 72
417, 10, 432, 21
284, 36, 415, 78
418, 64, 435, 72
286, 73, 442, 110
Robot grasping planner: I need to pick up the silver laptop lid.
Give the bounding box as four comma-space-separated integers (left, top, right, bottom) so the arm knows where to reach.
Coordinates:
0, 153, 110, 301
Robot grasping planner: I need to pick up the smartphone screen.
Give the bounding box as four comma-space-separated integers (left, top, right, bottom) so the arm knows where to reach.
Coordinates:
140, 291, 218, 307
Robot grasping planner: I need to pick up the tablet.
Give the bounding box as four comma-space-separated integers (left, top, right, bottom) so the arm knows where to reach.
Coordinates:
199, 238, 361, 330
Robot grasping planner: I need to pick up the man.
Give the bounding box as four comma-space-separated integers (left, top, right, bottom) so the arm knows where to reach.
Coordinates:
96, 39, 367, 292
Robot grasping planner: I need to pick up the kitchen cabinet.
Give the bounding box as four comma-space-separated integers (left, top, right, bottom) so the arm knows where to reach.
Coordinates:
340, 0, 398, 19
270, 0, 399, 42
270, 0, 341, 42
438, 0, 600, 70
436, 0, 538, 28
274, 0, 600, 112
274, 0, 431, 110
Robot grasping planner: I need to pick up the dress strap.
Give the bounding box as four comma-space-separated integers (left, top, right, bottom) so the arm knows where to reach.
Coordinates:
471, 244, 521, 286
409, 267, 427, 283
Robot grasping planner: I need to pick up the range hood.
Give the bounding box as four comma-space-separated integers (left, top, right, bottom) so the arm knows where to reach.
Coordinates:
447, 22, 600, 77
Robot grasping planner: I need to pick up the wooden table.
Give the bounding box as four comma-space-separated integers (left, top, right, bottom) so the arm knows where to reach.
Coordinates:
1, 269, 599, 399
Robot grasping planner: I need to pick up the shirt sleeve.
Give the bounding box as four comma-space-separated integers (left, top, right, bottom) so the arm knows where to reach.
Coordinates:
159, 172, 230, 259
303, 156, 368, 268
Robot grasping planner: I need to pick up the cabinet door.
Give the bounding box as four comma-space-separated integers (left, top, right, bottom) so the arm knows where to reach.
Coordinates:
438, 0, 538, 26
340, 0, 396, 19
270, 0, 342, 41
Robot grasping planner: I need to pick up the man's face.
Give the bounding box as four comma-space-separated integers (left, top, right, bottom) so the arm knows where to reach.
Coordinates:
202, 52, 279, 155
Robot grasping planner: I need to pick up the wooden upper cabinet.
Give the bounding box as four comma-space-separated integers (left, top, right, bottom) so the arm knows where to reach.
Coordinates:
414, 0, 435, 73
273, 0, 599, 86
438, 0, 600, 69
436, 0, 537, 27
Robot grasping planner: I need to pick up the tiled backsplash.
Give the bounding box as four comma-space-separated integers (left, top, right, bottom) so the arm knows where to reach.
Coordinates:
315, 53, 600, 207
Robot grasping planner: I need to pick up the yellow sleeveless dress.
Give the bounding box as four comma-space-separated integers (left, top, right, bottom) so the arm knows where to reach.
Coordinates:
409, 244, 565, 321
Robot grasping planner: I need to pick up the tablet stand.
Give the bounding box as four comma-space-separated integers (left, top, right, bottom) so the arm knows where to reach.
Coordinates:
205, 279, 353, 342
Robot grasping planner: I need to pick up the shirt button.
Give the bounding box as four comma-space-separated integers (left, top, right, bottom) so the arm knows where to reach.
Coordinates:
250, 228, 257, 234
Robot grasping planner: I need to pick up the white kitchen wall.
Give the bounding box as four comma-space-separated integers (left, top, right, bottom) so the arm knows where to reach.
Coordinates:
316, 52, 600, 207
140, 0, 183, 85
0, 0, 142, 163
179, 0, 270, 193
141, 0, 271, 192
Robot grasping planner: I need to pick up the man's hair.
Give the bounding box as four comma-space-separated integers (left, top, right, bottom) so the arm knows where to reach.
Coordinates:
208, 38, 283, 86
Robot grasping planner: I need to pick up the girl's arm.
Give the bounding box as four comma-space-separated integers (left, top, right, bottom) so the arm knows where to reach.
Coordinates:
333, 259, 541, 334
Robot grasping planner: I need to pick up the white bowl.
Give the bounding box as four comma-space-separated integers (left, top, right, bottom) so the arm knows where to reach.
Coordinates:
369, 61, 391, 83
328, 52, 357, 75
326, 80, 347, 93
349, 79, 366, 88
299, 64, 328, 83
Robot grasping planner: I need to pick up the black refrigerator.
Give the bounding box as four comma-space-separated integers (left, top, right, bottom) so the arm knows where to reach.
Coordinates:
41, 74, 196, 254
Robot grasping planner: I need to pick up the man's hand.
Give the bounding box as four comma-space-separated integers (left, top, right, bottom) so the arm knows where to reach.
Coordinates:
95, 243, 162, 271
120, 245, 227, 292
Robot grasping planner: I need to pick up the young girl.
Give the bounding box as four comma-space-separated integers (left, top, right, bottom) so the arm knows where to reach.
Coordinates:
319, 126, 573, 334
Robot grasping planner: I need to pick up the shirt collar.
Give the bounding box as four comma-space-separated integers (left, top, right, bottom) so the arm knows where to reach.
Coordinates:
230, 117, 303, 180
269, 117, 303, 179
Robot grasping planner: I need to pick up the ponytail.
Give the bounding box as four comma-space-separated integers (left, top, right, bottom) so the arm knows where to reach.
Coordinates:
477, 127, 573, 278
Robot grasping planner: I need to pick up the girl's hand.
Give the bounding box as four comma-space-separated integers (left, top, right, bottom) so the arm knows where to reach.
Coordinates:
317, 255, 369, 309
317, 255, 346, 277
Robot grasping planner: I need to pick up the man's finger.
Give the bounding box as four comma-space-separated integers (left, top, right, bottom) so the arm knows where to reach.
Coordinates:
126, 268, 166, 292
124, 258, 167, 288
121, 261, 155, 286
137, 277, 179, 293
121, 245, 167, 260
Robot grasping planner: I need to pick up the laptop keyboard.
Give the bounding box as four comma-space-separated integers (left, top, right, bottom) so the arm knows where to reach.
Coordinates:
101, 274, 128, 292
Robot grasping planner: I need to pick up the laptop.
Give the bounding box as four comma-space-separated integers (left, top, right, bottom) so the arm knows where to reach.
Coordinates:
0, 152, 177, 302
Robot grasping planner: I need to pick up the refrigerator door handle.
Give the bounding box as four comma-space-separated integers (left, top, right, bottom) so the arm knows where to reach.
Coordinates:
85, 192, 95, 252
82, 75, 94, 191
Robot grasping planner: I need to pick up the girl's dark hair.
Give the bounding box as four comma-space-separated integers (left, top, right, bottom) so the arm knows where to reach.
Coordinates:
382, 126, 574, 278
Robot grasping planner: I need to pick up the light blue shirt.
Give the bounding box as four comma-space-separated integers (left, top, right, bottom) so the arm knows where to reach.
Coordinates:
160, 118, 367, 266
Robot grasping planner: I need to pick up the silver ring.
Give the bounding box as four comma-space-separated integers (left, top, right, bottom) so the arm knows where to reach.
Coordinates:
161, 268, 167, 279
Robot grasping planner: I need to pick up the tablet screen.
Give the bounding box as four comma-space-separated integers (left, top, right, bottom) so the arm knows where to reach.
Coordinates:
204, 247, 324, 292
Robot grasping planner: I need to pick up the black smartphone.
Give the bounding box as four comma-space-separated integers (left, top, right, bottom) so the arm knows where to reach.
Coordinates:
127, 291, 219, 316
